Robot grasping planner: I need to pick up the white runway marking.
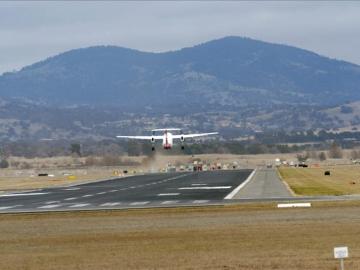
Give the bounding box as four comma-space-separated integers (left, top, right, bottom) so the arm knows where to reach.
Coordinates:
38, 204, 62, 209
158, 193, 180, 196
45, 201, 60, 204
193, 200, 210, 204
224, 169, 256, 200
97, 192, 106, 195
82, 194, 93, 198
130, 202, 149, 206
64, 197, 77, 201
100, 202, 121, 207
0, 192, 48, 197
192, 184, 207, 186
0, 205, 21, 210
179, 186, 232, 190
64, 187, 80, 191
69, 203, 90, 208
161, 200, 179, 205
109, 190, 118, 192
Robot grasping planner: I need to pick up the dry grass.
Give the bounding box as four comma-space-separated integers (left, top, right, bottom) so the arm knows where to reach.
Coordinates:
0, 203, 360, 269
0, 167, 134, 191
278, 165, 360, 196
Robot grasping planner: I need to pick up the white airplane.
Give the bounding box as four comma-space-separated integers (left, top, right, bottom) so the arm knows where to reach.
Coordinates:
116, 128, 218, 151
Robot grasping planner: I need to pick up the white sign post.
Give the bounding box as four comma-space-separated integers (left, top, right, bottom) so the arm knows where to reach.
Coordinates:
334, 246, 348, 270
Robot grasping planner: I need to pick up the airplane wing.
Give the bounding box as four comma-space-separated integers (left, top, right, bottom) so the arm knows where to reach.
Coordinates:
116, 135, 163, 140
173, 132, 218, 139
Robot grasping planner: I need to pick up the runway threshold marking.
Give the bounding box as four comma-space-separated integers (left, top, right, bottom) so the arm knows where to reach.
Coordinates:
45, 201, 60, 204
130, 202, 149, 206
69, 203, 90, 208
161, 200, 179, 204
0, 205, 22, 210
179, 186, 232, 190
64, 197, 77, 201
38, 204, 62, 209
101, 202, 121, 207
224, 169, 256, 200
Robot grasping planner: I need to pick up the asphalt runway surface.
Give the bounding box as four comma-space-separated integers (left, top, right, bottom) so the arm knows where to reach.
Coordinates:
0, 170, 253, 213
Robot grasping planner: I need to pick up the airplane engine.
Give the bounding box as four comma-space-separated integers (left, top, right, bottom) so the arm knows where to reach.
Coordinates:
180, 135, 185, 142
151, 137, 155, 151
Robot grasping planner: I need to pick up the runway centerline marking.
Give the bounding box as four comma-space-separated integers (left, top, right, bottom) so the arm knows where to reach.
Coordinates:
82, 194, 93, 198
97, 192, 106, 195
0, 192, 48, 197
179, 186, 232, 190
158, 193, 180, 196
64, 188, 80, 191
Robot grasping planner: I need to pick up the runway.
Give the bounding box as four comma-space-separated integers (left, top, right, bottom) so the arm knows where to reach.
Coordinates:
0, 170, 253, 213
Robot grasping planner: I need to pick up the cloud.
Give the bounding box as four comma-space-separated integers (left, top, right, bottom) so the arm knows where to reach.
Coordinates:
0, 1, 360, 73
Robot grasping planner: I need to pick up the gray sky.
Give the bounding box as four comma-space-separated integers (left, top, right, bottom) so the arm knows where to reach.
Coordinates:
1, 1, 360, 74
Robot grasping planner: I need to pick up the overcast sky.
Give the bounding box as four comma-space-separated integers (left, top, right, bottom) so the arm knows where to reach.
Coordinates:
1, 1, 360, 74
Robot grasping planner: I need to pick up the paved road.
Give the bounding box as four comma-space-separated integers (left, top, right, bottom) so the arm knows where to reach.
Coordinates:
233, 168, 293, 199
0, 170, 252, 213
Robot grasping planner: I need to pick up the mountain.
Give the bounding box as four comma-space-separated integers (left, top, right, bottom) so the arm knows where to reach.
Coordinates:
1, 36, 360, 141
1, 36, 360, 110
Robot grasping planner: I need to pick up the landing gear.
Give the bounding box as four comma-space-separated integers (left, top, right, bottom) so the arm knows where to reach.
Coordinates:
152, 146, 155, 151
181, 145, 185, 150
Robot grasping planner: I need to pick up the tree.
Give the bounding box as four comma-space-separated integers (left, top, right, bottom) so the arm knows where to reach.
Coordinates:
70, 143, 81, 156
297, 153, 309, 163
318, 152, 326, 161
0, 159, 9, 169
328, 142, 343, 159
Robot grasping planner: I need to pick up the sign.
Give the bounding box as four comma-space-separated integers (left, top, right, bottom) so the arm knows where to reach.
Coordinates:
334, 247, 348, 259
277, 203, 311, 208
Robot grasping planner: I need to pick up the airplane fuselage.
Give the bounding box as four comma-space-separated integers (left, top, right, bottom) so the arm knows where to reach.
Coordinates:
162, 131, 173, 149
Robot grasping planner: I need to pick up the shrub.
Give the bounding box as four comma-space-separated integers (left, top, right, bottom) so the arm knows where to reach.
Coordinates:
0, 159, 9, 168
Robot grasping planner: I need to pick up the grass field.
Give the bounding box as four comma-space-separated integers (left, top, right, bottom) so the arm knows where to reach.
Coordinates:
278, 165, 360, 196
0, 202, 360, 269
0, 167, 130, 192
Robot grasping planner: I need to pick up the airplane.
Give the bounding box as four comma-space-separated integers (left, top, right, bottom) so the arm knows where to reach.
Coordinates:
116, 128, 218, 151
